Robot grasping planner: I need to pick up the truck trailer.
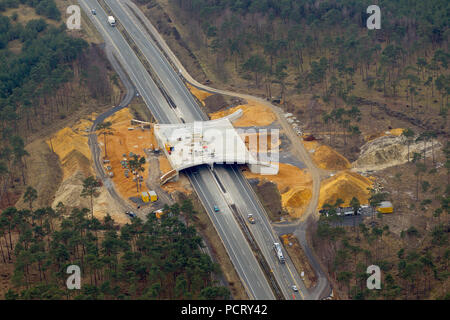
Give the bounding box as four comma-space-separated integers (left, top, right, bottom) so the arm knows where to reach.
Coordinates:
273, 242, 285, 264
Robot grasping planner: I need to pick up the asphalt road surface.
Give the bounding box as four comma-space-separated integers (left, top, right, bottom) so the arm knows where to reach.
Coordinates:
103, 0, 309, 300
79, 0, 274, 300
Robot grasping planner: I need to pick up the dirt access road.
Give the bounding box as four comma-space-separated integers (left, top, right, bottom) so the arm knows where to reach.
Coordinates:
87, 43, 138, 217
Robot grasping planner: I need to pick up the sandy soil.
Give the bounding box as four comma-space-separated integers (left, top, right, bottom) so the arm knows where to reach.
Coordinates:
158, 155, 172, 175
46, 115, 129, 224
240, 132, 281, 154
186, 83, 277, 127
157, 156, 192, 195
101, 108, 157, 200
364, 127, 405, 142
318, 171, 373, 208
244, 163, 313, 218
162, 174, 193, 195
302, 140, 351, 171
311, 145, 351, 171
46, 119, 93, 179
209, 101, 277, 127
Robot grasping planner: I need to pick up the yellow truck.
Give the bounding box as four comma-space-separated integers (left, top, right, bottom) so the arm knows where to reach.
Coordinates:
376, 201, 394, 214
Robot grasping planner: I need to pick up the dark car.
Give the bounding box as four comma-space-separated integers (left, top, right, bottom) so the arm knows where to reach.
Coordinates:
125, 211, 136, 218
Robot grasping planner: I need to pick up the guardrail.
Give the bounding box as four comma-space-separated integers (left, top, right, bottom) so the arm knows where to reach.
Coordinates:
230, 204, 284, 300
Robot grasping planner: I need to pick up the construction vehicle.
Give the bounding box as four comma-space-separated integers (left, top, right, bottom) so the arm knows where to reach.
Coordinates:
148, 190, 157, 202
108, 16, 116, 27
273, 242, 285, 264
165, 143, 174, 155
247, 214, 255, 224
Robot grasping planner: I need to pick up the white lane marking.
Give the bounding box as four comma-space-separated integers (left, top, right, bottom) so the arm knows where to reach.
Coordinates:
189, 171, 266, 299
79, 0, 170, 123
112, 0, 203, 121
228, 165, 306, 299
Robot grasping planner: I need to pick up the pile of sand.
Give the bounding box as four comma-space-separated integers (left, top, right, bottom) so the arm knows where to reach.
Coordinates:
187, 83, 213, 105
244, 163, 313, 218
209, 100, 277, 127
318, 171, 372, 208
47, 119, 93, 179
48, 118, 128, 223
311, 145, 351, 171
353, 134, 441, 172
302, 140, 320, 152
282, 187, 312, 211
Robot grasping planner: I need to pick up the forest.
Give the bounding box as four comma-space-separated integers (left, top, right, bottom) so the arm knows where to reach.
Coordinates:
1, 192, 229, 300
0, 1, 113, 208
161, 0, 449, 144
143, 0, 450, 300
0, 0, 60, 20
311, 140, 450, 300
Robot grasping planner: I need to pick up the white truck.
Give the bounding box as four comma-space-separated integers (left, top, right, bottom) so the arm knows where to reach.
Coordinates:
108, 16, 116, 27
273, 242, 285, 264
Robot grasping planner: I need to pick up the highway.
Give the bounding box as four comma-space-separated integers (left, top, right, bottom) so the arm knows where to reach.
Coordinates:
78, 0, 275, 299
102, 0, 308, 300
119, 0, 332, 300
